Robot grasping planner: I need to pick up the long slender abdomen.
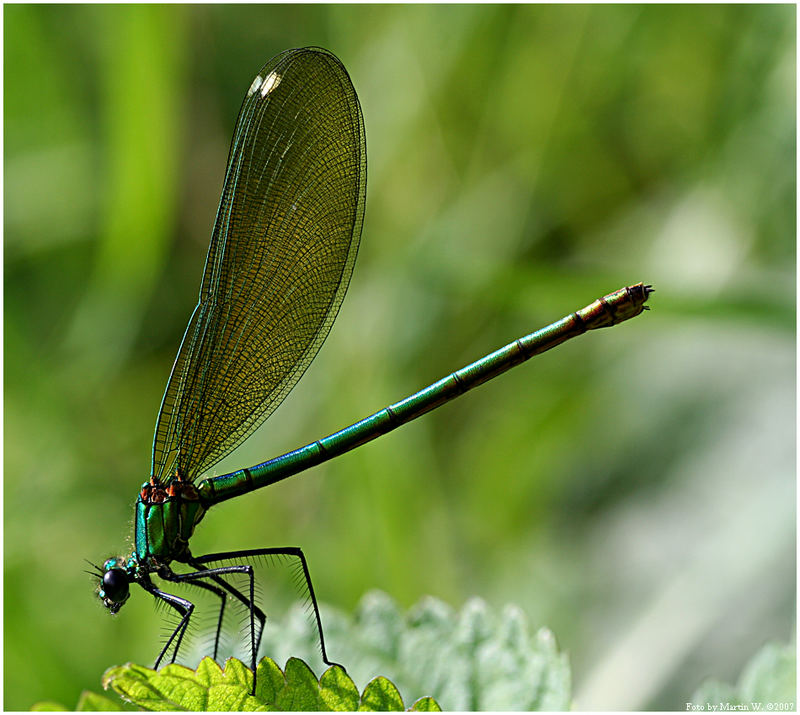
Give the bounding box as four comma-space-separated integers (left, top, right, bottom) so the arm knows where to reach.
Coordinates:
197, 283, 653, 508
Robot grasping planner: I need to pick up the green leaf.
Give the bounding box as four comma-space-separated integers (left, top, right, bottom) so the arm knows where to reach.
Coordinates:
76, 691, 126, 711
103, 658, 265, 711
691, 642, 795, 708
254, 656, 286, 705
738, 642, 796, 704
258, 591, 571, 710
409, 696, 441, 712
274, 658, 324, 711
359, 677, 405, 711
319, 663, 360, 711
101, 655, 441, 711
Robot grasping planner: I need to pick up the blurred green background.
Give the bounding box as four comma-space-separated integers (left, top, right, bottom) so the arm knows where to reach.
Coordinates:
4, 4, 795, 710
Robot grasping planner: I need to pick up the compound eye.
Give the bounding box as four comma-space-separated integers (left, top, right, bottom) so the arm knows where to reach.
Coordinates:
102, 568, 130, 604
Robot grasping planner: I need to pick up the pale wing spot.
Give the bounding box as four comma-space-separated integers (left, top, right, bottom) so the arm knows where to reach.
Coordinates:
260, 71, 281, 97
248, 74, 263, 97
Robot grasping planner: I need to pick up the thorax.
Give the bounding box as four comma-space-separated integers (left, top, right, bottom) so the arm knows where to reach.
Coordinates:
134, 477, 207, 566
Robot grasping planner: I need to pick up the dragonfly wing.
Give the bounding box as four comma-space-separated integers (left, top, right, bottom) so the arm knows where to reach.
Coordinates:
152, 47, 366, 483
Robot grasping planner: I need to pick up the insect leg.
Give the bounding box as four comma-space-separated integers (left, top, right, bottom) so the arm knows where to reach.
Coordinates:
164, 576, 228, 663
165, 564, 256, 694
186, 558, 268, 658
193, 547, 341, 670
141, 584, 194, 670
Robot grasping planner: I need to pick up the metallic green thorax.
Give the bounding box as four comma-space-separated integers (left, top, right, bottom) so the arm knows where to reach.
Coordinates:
197, 283, 653, 509
135, 478, 207, 565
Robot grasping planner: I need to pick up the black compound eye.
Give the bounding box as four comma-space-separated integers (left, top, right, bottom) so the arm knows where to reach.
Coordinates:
102, 568, 130, 604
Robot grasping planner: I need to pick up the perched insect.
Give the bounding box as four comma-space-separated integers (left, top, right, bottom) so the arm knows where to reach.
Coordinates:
91, 46, 652, 694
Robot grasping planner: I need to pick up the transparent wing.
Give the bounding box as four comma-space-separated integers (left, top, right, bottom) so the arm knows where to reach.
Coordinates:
151, 47, 366, 483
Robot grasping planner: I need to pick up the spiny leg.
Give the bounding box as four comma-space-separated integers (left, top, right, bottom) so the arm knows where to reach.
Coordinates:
164, 563, 256, 694
187, 558, 268, 658
143, 585, 194, 670
171, 576, 228, 663
193, 547, 342, 670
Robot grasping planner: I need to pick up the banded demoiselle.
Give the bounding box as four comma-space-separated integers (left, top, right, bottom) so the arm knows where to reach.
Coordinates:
91, 47, 653, 693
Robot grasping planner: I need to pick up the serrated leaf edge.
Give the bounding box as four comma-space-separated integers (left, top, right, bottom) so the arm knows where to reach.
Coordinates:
102, 656, 441, 712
